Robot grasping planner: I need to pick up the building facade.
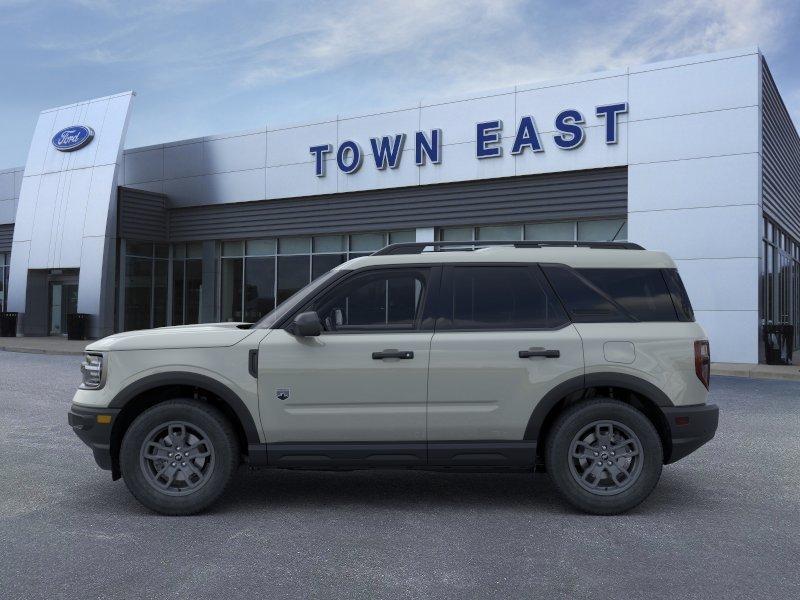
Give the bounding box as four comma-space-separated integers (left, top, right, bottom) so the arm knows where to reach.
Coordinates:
0, 47, 799, 364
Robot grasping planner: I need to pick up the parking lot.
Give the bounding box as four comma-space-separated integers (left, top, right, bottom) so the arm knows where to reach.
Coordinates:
0, 350, 798, 600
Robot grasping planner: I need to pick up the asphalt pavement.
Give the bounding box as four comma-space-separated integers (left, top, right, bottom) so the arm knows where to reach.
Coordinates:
0, 351, 798, 600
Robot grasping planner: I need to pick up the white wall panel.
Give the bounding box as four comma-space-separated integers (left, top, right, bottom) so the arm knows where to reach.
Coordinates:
27, 172, 60, 268
13, 169, 23, 199
628, 106, 759, 164
0, 171, 14, 200
694, 310, 759, 363
338, 108, 420, 150
22, 110, 56, 178
163, 175, 209, 207
204, 169, 266, 204
267, 160, 337, 199
628, 153, 759, 213
516, 75, 628, 132
57, 168, 93, 267
81, 164, 118, 238
337, 148, 418, 193
419, 140, 515, 186
675, 257, 758, 311
0, 199, 15, 224
41, 105, 78, 175
267, 121, 337, 167
93, 94, 134, 166
204, 132, 266, 174
629, 55, 759, 121
77, 235, 106, 314
628, 204, 760, 260
420, 93, 514, 146
515, 124, 627, 176
124, 147, 164, 184
164, 142, 203, 179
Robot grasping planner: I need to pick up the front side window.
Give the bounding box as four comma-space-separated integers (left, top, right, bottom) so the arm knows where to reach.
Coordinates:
311, 269, 428, 332
444, 266, 568, 330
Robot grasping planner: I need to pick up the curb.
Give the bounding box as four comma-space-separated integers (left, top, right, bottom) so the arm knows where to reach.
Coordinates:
712, 365, 800, 382
0, 346, 85, 357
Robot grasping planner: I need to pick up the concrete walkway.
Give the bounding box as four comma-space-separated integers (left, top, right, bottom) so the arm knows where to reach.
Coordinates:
0, 336, 88, 356
712, 362, 800, 382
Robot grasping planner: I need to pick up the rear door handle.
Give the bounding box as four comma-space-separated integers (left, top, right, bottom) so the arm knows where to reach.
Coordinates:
372, 349, 414, 360
519, 348, 560, 359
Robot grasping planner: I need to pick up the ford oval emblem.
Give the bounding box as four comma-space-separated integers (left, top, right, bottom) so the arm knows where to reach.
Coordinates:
51, 125, 95, 152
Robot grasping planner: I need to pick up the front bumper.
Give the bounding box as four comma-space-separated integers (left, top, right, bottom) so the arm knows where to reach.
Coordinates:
662, 403, 719, 463
68, 404, 120, 471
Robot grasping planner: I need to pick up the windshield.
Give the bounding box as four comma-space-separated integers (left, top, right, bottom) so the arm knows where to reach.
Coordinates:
253, 270, 341, 329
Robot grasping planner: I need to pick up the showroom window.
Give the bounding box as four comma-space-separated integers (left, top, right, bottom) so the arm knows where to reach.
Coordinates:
123, 242, 169, 331
438, 218, 627, 243
0, 252, 9, 311
219, 230, 415, 323
172, 242, 204, 326
762, 216, 800, 351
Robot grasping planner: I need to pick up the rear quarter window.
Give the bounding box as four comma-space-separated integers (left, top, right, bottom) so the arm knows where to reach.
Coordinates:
576, 268, 678, 322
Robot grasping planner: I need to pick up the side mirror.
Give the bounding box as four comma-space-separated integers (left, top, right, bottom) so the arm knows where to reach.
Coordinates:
289, 311, 322, 337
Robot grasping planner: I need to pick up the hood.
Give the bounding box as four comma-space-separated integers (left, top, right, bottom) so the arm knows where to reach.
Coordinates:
85, 322, 256, 352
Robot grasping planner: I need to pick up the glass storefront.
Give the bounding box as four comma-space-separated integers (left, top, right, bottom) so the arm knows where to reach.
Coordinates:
0, 252, 8, 311
119, 220, 629, 331
439, 218, 628, 243
762, 216, 800, 352
172, 242, 203, 326
219, 230, 415, 323
123, 242, 169, 331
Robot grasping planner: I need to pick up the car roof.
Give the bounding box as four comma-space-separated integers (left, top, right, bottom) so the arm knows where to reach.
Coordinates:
336, 246, 677, 270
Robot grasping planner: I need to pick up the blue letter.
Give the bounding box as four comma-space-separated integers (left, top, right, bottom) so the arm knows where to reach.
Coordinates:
511, 116, 543, 155
553, 110, 585, 149
415, 129, 442, 166
596, 102, 628, 144
336, 140, 363, 174
309, 144, 332, 177
476, 120, 503, 158
370, 134, 406, 169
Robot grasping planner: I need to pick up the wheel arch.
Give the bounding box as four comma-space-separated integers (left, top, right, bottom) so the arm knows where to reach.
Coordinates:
108, 372, 260, 479
526, 373, 674, 464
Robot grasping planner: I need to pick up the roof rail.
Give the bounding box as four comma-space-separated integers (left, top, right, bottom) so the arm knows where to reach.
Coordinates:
371, 240, 645, 256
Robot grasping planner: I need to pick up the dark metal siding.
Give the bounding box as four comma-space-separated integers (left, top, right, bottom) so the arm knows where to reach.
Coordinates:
762, 59, 800, 241
0, 223, 13, 252
118, 187, 168, 242
167, 167, 627, 242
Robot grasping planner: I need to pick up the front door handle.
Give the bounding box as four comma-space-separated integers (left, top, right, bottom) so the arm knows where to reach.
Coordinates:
519, 348, 560, 359
372, 349, 414, 360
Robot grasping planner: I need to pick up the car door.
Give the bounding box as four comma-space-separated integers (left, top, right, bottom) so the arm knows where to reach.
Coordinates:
258, 266, 438, 466
426, 264, 584, 465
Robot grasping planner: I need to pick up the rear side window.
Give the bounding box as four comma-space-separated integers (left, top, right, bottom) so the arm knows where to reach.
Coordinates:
577, 268, 678, 321
444, 266, 568, 330
662, 269, 695, 321
541, 266, 629, 322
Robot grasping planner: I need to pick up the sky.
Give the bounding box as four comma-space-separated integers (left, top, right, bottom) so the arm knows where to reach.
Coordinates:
0, 0, 798, 167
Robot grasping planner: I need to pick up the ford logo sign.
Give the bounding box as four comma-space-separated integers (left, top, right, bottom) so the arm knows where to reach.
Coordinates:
51, 125, 94, 152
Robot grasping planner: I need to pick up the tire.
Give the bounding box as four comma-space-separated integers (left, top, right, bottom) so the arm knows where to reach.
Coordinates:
120, 399, 240, 515
545, 399, 663, 515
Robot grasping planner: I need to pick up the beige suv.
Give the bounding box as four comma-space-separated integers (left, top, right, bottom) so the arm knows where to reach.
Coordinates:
68, 241, 718, 515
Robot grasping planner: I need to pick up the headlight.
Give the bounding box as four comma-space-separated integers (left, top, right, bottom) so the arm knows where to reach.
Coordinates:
80, 353, 104, 389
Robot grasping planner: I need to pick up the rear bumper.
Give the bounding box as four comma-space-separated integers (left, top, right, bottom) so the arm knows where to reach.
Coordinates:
68, 404, 120, 471
662, 403, 719, 464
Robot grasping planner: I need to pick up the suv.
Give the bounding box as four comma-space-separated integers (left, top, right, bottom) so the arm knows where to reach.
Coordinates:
68, 241, 718, 515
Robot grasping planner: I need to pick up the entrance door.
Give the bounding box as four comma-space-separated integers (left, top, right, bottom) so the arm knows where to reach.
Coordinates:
48, 275, 79, 336
258, 267, 437, 466
426, 265, 584, 465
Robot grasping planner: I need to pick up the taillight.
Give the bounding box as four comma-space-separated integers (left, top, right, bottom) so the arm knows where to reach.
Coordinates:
694, 340, 710, 389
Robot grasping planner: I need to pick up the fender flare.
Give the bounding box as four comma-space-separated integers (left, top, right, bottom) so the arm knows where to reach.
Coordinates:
523, 372, 673, 441
108, 372, 261, 445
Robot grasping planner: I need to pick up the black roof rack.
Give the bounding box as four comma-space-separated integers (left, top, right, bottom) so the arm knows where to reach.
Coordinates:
371, 240, 645, 256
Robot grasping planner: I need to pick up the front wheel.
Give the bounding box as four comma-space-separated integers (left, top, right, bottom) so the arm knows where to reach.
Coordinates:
120, 400, 240, 515
545, 399, 663, 515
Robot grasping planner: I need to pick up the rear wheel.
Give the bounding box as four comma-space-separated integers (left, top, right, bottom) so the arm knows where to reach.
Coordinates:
545, 399, 663, 515
120, 400, 239, 515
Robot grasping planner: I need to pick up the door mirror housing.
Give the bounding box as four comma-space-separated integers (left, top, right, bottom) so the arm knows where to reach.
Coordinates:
289, 311, 322, 337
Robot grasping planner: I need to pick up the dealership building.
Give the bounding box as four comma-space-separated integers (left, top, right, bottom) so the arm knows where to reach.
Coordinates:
0, 47, 799, 364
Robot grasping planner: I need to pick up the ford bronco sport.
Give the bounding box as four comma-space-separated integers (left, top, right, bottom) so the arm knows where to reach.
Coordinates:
69, 241, 718, 515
